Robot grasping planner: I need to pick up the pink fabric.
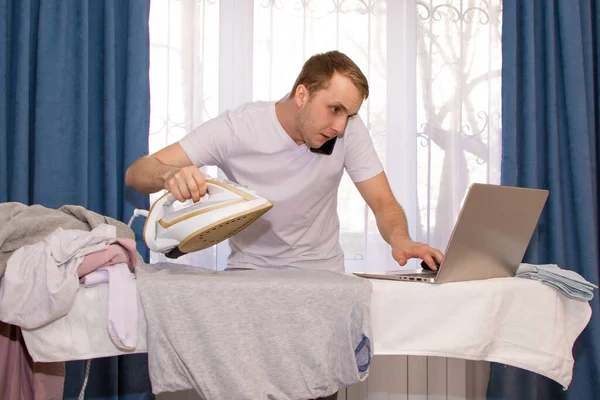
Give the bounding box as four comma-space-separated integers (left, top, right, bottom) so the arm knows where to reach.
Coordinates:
77, 238, 137, 277
0, 321, 65, 400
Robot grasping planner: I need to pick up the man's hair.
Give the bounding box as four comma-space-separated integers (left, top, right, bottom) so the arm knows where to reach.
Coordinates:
289, 51, 369, 100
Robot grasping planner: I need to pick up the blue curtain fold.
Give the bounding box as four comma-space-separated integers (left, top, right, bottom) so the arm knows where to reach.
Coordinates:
0, 0, 150, 222
488, 0, 600, 399
1, 0, 152, 398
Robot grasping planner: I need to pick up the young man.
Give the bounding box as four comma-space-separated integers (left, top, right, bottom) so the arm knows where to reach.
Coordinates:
126, 50, 443, 272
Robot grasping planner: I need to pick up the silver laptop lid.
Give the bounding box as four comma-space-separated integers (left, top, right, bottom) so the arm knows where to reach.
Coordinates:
435, 183, 549, 284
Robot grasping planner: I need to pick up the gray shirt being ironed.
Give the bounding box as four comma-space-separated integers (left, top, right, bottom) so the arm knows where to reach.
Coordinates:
136, 262, 372, 400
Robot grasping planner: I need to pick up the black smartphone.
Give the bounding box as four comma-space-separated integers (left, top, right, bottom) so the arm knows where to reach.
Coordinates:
310, 136, 337, 155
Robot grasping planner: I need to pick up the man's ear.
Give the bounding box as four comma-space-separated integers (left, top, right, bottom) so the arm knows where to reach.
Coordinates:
295, 85, 308, 107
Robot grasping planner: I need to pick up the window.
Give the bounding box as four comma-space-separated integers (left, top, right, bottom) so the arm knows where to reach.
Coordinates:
148, 0, 502, 271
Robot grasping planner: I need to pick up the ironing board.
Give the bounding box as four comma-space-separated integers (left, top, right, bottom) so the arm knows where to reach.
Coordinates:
20, 273, 591, 390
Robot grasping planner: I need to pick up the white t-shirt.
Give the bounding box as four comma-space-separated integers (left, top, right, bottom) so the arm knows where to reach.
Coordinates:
178, 100, 383, 271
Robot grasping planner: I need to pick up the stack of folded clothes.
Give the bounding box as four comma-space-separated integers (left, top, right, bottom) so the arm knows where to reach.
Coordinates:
516, 263, 598, 301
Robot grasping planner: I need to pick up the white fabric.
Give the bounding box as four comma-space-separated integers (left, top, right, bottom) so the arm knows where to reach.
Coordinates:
20, 272, 590, 390
81, 269, 110, 287
0, 224, 118, 329
21, 282, 148, 363
368, 277, 591, 390
178, 100, 383, 272
103, 263, 138, 350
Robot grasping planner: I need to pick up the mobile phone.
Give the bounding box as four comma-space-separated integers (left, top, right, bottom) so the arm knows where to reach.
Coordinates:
310, 136, 337, 155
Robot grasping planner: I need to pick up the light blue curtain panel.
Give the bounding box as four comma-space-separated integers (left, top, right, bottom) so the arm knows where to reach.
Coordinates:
488, 0, 600, 399
0, 0, 152, 398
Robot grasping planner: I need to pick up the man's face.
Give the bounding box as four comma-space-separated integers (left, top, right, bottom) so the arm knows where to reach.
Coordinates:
295, 72, 364, 149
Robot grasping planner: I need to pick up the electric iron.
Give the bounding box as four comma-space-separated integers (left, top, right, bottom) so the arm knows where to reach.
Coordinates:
143, 178, 273, 259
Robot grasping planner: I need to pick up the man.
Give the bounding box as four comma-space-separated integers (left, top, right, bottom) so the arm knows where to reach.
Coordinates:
126, 50, 443, 400
126, 50, 443, 272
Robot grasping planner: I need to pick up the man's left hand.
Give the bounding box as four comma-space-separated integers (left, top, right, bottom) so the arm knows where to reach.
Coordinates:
390, 235, 444, 270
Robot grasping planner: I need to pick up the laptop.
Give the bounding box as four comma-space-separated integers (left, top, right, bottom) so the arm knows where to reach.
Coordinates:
354, 183, 549, 284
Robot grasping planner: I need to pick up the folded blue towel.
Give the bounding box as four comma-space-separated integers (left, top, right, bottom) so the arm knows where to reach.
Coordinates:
516, 263, 598, 301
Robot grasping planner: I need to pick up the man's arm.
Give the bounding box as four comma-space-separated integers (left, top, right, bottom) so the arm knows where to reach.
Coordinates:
355, 171, 444, 269
125, 143, 207, 202
354, 171, 411, 243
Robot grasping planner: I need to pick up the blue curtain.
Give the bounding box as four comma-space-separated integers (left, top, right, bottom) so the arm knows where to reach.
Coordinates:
0, 0, 152, 398
487, 0, 600, 399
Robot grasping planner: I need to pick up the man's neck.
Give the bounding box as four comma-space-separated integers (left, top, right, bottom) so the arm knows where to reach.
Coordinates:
275, 99, 304, 146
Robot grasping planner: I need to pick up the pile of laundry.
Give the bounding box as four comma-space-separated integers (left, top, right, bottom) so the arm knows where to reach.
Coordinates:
0, 202, 139, 348
0, 202, 140, 399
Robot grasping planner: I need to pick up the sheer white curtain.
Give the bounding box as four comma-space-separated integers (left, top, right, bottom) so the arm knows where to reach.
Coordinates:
148, 0, 502, 272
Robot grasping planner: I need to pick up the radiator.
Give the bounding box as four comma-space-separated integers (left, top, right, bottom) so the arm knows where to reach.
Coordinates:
340, 356, 490, 400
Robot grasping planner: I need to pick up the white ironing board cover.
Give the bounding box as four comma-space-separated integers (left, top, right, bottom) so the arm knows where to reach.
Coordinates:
368, 277, 591, 389
21, 275, 590, 389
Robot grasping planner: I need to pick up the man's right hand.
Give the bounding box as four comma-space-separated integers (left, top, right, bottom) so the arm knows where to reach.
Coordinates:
125, 143, 205, 198
163, 166, 208, 203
